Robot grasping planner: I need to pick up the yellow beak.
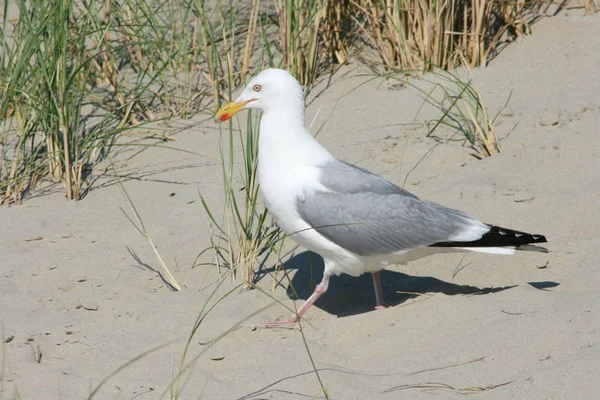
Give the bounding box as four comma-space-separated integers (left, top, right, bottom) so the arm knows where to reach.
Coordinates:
215, 99, 255, 122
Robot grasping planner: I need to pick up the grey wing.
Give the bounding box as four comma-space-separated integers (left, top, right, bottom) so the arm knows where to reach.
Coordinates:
319, 160, 419, 198
296, 160, 483, 256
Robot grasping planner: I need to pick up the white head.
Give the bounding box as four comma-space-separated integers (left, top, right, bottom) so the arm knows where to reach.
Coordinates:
215, 69, 305, 122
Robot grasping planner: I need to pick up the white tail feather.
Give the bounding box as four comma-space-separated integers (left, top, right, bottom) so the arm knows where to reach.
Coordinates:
457, 247, 516, 255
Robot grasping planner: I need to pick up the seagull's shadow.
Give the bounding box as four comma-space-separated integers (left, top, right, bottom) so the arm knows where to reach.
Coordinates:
278, 251, 518, 318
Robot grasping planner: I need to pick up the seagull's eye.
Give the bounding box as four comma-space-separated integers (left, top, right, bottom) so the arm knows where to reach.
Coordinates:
253, 84, 262, 92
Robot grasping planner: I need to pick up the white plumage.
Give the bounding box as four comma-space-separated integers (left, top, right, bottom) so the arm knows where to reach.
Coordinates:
215, 68, 547, 325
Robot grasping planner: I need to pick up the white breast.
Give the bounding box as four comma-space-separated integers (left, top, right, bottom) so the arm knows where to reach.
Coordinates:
257, 147, 321, 242
257, 111, 333, 239
256, 114, 364, 275
259, 161, 364, 275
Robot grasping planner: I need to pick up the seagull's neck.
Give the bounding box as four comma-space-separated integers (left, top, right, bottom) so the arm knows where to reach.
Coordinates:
258, 108, 334, 167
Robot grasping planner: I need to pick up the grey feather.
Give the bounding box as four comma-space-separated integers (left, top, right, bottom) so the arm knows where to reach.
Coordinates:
296, 160, 482, 256
319, 161, 418, 198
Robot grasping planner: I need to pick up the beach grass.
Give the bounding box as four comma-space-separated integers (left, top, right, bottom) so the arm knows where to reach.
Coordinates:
414, 57, 507, 158
1, 0, 546, 205
1, 0, 544, 292
114, 160, 182, 291
0, 0, 567, 398
198, 111, 283, 289
583, 0, 600, 13
0, 0, 210, 205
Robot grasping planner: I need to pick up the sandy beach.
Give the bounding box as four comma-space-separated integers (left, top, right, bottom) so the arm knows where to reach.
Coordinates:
1, 9, 599, 400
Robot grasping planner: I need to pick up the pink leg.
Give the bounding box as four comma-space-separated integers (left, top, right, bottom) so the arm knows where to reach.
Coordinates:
267, 273, 331, 327
372, 271, 390, 310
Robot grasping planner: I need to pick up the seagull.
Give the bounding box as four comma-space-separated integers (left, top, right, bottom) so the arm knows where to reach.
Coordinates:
215, 68, 547, 325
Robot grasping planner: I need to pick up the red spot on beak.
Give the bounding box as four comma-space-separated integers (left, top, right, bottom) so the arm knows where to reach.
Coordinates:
220, 113, 230, 122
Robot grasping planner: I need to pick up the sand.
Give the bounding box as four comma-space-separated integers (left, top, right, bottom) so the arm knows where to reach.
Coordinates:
1, 10, 599, 400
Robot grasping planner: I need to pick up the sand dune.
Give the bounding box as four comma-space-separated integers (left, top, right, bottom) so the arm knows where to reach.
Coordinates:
1, 10, 599, 400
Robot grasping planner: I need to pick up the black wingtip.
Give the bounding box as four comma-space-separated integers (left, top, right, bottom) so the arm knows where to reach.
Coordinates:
431, 225, 548, 248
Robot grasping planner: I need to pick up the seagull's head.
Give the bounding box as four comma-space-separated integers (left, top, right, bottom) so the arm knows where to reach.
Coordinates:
215, 68, 304, 122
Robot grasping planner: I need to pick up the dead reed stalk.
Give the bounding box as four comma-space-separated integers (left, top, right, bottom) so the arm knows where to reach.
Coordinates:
352, 0, 541, 71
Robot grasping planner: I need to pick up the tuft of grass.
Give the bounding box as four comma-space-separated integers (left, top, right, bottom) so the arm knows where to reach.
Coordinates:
351, 0, 543, 71
199, 111, 283, 289
194, 0, 261, 103
274, 0, 327, 90
32, 0, 103, 200
409, 58, 507, 158
2, 0, 549, 206
0, 0, 211, 205
0, 0, 119, 203
583, 0, 600, 13
322, 0, 351, 65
